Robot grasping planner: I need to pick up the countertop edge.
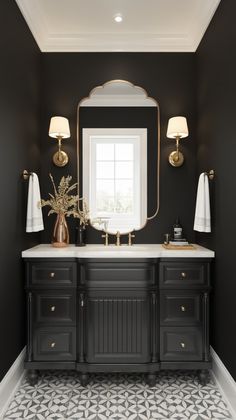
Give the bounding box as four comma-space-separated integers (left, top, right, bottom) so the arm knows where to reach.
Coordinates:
22, 244, 215, 259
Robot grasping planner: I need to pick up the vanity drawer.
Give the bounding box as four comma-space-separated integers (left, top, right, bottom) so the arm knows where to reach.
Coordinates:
79, 259, 157, 288
33, 291, 76, 324
33, 327, 76, 361
159, 261, 210, 288
160, 327, 202, 361
160, 291, 202, 326
27, 260, 77, 287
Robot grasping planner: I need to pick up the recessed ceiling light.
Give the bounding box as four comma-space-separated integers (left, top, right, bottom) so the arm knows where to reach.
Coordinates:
114, 14, 123, 23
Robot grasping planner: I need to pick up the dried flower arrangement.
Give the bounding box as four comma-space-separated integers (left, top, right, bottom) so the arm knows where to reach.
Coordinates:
41, 173, 79, 216
41, 174, 90, 247
68, 200, 90, 227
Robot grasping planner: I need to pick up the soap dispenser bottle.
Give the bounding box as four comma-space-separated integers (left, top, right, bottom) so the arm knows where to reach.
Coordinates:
173, 217, 183, 240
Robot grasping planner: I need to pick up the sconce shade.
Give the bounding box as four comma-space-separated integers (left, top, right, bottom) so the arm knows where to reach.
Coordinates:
49, 116, 70, 139
167, 116, 189, 139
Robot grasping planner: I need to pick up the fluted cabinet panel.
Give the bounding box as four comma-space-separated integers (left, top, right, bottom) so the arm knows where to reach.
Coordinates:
86, 295, 150, 363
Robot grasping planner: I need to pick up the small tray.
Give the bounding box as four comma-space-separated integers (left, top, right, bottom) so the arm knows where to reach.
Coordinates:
162, 243, 195, 250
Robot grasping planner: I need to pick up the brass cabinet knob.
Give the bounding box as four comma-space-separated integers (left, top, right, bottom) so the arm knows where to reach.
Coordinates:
50, 272, 55, 278
50, 342, 56, 348
180, 342, 185, 348
50, 306, 56, 312
180, 305, 186, 312
181, 272, 186, 278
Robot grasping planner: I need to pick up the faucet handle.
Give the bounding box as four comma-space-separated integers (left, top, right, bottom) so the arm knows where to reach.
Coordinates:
116, 231, 121, 246
128, 232, 135, 246
101, 232, 109, 246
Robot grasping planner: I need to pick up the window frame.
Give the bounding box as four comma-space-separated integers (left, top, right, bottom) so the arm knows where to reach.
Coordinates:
83, 128, 147, 233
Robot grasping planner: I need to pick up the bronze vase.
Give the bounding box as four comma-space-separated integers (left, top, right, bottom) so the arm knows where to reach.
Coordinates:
52, 212, 69, 247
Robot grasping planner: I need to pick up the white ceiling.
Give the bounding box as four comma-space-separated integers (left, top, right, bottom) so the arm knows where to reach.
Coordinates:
15, 0, 221, 52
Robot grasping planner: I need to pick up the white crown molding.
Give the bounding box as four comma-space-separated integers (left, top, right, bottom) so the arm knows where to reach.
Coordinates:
191, 0, 221, 51
210, 346, 236, 419
15, 0, 221, 52
43, 33, 193, 53
15, 0, 48, 51
0, 347, 26, 419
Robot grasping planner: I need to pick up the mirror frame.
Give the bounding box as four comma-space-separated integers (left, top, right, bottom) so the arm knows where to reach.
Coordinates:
76, 79, 160, 234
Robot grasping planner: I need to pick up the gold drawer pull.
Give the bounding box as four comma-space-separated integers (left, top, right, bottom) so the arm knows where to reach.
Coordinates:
50, 342, 56, 348
181, 272, 187, 278
180, 305, 186, 312
50, 272, 55, 278
180, 342, 186, 348
50, 306, 56, 312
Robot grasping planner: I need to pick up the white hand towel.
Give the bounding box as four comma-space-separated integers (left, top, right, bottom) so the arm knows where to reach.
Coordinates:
26, 173, 44, 232
193, 173, 211, 232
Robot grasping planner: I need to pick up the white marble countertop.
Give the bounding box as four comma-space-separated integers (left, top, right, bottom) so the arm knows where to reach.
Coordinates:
22, 244, 215, 258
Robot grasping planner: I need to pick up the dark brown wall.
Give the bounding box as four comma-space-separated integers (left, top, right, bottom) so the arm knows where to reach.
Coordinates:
197, 0, 236, 380
0, 0, 40, 380
40, 53, 197, 245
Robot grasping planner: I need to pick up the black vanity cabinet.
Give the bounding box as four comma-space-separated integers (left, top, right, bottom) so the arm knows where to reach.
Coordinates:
24, 256, 211, 385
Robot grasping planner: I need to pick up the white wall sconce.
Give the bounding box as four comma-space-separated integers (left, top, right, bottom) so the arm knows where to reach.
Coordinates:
166, 116, 189, 167
49, 116, 70, 167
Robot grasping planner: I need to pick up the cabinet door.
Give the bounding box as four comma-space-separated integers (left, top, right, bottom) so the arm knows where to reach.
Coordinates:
86, 290, 151, 363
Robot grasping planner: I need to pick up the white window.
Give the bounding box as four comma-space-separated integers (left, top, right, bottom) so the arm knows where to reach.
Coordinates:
83, 128, 147, 234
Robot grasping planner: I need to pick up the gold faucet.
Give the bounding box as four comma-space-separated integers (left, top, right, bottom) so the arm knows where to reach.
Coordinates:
116, 231, 121, 246
128, 232, 135, 246
101, 232, 109, 246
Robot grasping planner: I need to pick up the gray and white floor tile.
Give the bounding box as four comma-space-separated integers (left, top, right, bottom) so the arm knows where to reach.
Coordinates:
3, 371, 233, 420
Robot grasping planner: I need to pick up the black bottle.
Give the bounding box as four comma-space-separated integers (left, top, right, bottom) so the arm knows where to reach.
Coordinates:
173, 217, 183, 240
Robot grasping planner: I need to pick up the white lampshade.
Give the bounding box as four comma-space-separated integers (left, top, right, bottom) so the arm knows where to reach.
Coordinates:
49, 116, 70, 139
167, 116, 189, 139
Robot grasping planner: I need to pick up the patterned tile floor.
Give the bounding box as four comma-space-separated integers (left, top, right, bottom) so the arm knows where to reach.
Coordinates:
3, 371, 233, 420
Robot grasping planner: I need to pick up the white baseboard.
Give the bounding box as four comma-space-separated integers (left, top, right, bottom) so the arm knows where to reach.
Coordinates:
210, 346, 236, 419
0, 347, 26, 420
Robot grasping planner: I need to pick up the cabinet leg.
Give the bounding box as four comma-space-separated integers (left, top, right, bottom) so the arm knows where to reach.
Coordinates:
27, 369, 38, 386
79, 373, 89, 387
146, 373, 156, 387
198, 369, 209, 386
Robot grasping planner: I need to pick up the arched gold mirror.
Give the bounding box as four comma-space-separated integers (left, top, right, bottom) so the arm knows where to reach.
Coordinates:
77, 80, 160, 235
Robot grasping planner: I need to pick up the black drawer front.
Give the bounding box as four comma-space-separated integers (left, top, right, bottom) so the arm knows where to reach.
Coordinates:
33, 291, 76, 324
160, 291, 202, 326
160, 327, 203, 361
33, 327, 76, 361
27, 261, 76, 287
80, 259, 157, 288
159, 262, 209, 288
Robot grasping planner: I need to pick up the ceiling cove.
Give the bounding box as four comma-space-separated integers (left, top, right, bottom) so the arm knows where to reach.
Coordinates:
15, 0, 221, 52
